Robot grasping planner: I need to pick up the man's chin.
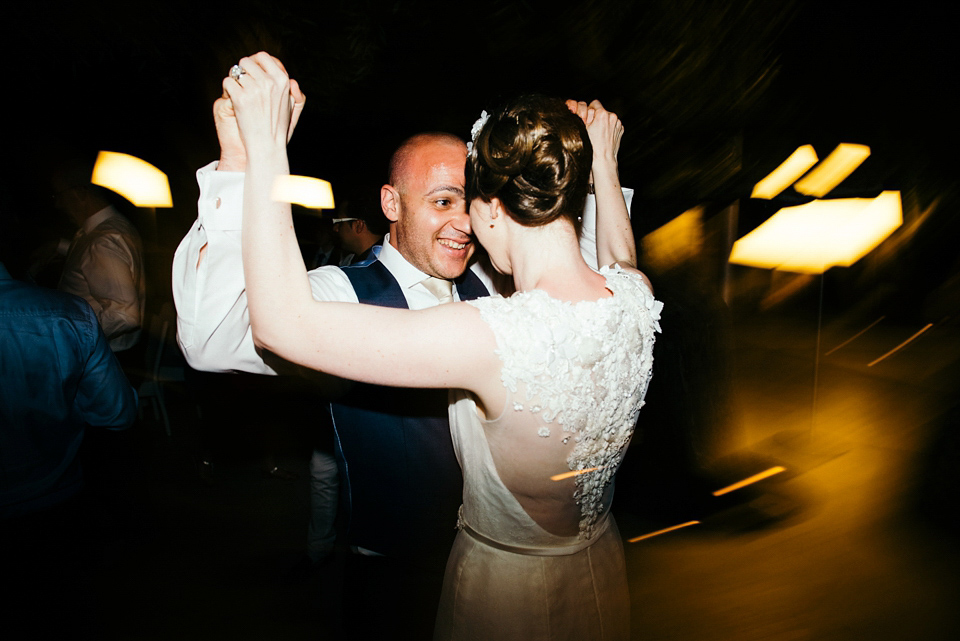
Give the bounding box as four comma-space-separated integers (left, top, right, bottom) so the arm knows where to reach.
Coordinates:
433, 249, 474, 280
437, 260, 472, 280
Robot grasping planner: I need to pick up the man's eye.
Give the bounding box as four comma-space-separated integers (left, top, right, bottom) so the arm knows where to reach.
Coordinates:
435, 198, 452, 207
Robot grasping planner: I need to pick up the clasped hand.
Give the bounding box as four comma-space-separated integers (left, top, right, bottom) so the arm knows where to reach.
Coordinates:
218, 52, 305, 164
565, 99, 623, 167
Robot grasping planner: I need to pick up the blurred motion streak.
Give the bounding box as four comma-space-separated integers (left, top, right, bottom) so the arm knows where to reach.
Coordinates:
793, 143, 871, 197
751, 145, 819, 199
729, 191, 902, 273
272, 175, 335, 209
551, 466, 603, 481
628, 521, 700, 543
91, 151, 172, 207
824, 316, 886, 355
867, 323, 933, 367
712, 466, 786, 496
641, 207, 703, 272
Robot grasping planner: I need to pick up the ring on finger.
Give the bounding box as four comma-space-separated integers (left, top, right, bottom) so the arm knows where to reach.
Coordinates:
229, 64, 246, 81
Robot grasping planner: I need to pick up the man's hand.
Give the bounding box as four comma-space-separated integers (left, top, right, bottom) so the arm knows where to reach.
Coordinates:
216, 53, 306, 172
214, 95, 246, 171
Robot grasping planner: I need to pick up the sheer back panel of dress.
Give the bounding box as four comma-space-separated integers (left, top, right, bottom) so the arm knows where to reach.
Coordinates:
466, 267, 662, 540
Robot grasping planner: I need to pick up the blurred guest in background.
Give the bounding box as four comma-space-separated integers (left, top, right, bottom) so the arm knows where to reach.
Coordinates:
53, 165, 145, 370
0, 255, 137, 634
331, 192, 388, 267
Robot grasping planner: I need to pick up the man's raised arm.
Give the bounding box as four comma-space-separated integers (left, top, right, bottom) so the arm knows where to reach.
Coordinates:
173, 92, 326, 375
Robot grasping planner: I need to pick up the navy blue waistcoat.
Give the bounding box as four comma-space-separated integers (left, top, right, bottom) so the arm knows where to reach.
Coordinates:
331, 260, 488, 558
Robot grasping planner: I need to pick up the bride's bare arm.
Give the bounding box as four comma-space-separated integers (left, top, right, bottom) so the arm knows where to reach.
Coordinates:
224, 52, 498, 393
566, 100, 637, 271
567, 100, 652, 293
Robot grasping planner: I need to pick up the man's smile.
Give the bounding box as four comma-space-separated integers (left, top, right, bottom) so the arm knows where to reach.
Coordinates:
438, 238, 469, 250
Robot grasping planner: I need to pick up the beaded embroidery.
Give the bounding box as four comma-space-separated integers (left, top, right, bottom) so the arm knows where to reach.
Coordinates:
468, 267, 661, 538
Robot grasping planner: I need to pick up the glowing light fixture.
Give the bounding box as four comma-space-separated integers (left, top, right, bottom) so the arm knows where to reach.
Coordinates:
550, 467, 603, 481
272, 175, 335, 209
712, 466, 786, 496
91, 151, 172, 207
729, 191, 902, 274
628, 521, 700, 543
751, 145, 819, 199
793, 143, 871, 197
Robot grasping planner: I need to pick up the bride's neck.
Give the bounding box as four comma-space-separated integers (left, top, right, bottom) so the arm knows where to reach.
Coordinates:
509, 221, 605, 301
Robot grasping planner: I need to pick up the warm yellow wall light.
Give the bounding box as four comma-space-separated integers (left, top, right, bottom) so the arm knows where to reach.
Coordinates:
793, 143, 871, 197
641, 207, 703, 271
729, 191, 902, 274
91, 151, 173, 207
272, 175, 335, 209
751, 145, 819, 199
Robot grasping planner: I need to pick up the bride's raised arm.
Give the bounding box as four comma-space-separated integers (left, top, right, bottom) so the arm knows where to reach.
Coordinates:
566, 100, 639, 273
224, 52, 497, 394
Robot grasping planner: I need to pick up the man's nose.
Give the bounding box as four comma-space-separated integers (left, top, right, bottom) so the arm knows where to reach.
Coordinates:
453, 202, 471, 235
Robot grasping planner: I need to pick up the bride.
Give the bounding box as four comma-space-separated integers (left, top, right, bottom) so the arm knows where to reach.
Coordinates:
228, 52, 661, 640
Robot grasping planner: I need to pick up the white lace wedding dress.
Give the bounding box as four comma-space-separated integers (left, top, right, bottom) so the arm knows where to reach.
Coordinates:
434, 267, 662, 641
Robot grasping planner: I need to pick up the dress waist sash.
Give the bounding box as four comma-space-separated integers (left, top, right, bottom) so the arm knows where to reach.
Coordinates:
459, 512, 612, 557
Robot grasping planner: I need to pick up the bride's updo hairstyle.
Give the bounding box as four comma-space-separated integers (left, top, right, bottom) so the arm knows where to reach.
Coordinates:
466, 94, 592, 234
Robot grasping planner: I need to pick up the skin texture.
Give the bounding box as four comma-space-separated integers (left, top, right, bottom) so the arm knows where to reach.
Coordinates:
381, 135, 475, 280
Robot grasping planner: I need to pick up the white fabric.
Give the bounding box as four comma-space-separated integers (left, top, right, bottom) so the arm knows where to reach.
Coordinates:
435, 268, 660, 640
59, 206, 145, 352
421, 277, 455, 304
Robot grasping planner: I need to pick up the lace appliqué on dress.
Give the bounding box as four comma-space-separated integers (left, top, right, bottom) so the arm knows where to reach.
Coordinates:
468, 267, 662, 539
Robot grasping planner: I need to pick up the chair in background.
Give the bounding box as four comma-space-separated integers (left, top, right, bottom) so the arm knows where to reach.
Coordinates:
137, 313, 190, 436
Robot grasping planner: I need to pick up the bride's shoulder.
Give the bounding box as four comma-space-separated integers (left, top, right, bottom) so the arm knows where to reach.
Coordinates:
600, 265, 663, 332
600, 264, 653, 295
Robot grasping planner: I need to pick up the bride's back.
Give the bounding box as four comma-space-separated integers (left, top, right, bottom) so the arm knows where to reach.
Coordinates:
459, 269, 661, 541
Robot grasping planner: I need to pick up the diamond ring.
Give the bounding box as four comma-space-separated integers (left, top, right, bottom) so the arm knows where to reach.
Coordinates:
229, 64, 246, 81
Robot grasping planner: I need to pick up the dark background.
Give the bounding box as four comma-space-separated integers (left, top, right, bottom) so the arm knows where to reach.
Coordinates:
6, 0, 956, 242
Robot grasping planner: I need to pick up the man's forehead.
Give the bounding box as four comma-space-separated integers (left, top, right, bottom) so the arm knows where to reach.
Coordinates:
406, 144, 466, 190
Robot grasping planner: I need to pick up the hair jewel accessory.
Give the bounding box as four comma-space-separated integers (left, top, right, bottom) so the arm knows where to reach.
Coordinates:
465, 110, 489, 154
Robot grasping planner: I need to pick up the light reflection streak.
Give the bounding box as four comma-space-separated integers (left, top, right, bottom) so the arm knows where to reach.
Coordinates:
867, 324, 934, 367
824, 316, 886, 356
550, 467, 603, 481
628, 521, 700, 543
712, 466, 786, 496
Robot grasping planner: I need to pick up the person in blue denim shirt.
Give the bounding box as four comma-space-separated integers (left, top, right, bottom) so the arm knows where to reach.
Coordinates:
1, 260, 137, 634
0, 261, 137, 517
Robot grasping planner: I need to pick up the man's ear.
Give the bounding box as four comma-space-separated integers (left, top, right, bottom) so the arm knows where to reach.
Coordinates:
381, 185, 400, 223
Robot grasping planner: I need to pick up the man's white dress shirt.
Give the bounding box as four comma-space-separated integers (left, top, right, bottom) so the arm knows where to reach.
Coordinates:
173, 161, 631, 375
